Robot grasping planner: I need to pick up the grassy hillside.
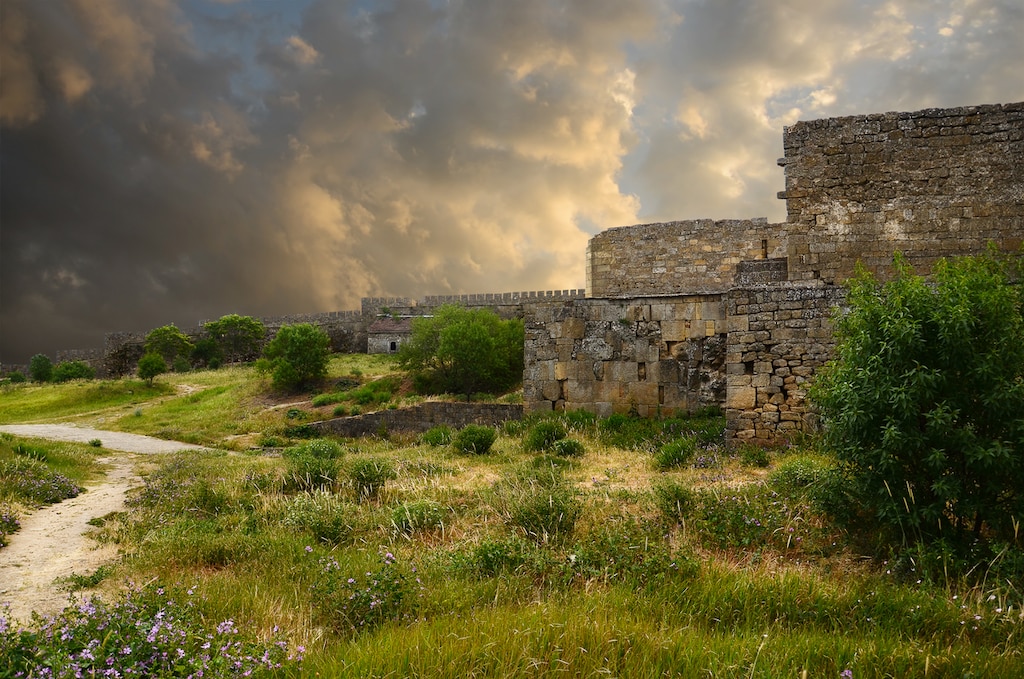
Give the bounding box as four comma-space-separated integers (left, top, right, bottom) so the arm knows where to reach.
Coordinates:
1, 357, 1021, 677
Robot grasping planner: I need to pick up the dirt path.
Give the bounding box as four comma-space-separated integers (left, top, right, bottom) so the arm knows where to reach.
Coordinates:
0, 425, 213, 623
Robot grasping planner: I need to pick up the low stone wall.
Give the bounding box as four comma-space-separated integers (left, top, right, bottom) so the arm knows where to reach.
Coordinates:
724, 282, 845, 443
311, 402, 523, 438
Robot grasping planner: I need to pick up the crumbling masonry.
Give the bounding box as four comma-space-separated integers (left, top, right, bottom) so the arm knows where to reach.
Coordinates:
522, 101, 1023, 443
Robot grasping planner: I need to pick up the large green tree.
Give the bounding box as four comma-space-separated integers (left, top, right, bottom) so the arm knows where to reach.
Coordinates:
398, 305, 524, 398
203, 314, 266, 364
145, 324, 195, 367
811, 250, 1024, 545
259, 323, 331, 391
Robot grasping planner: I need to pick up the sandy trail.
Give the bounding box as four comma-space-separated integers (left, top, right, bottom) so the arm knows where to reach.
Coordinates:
0, 424, 213, 623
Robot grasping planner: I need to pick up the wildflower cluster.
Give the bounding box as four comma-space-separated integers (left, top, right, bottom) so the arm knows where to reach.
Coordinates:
0, 505, 20, 548
0, 584, 302, 677
0, 458, 81, 506
311, 552, 418, 634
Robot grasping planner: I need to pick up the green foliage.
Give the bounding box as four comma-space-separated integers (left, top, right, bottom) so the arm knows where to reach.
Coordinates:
29, 353, 53, 382
654, 436, 697, 470
398, 304, 524, 398
261, 323, 331, 391
283, 438, 345, 492
451, 424, 497, 455
738, 443, 770, 468
493, 465, 582, 543
524, 420, 567, 452
6, 371, 26, 383
144, 324, 194, 365
348, 457, 396, 502
282, 490, 355, 544
51, 361, 95, 382
392, 499, 445, 533
0, 583, 299, 676
203, 314, 266, 364
311, 552, 416, 635
136, 352, 167, 384
420, 425, 454, 446
551, 438, 585, 458
653, 479, 695, 524
0, 457, 81, 505
811, 250, 1024, 545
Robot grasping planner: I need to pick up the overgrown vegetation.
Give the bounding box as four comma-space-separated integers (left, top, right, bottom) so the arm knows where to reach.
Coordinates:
258, 323, 331, 391
812, 250, 1024, 555
398, 304, 524, 398
2, 355, 1022, 677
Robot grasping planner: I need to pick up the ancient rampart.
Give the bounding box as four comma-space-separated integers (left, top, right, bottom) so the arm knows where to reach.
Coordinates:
525, 101, 1023, 443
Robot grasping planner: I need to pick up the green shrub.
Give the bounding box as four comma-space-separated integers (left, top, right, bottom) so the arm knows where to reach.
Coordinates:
282, 490, 355, 544
653, 480, 695, 524
738, 444, 770, 468
260, 323, 331, 391
466, 536, 535, 576
29, 353, 53, 382
494, 466, 581, 543
654, 436, 697, 470
137, 352, 167, 384
349, 457, 396, 502
283, 438, 345, 492
392, 499, 445, 533
6, 371, 26, 383
551, 438, 585, 458
524, 420, 566, 452
332, 405, 348, 417
420, 425, 454, 447
811, 250, 1024, 545
88, 439, 102, 448
171, 356, 191, 374
311, 552, 415, 635
452, 425, 497, 455
52, 360, 95, 382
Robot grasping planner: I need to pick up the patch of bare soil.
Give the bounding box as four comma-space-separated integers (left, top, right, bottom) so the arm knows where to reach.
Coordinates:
0, 425, 213, 624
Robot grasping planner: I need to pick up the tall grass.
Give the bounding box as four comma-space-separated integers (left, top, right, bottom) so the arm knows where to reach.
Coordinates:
3, 372, 1022, 677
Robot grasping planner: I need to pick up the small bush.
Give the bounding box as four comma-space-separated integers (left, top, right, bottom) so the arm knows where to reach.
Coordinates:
349, 457, 396, 502
311, 552, 415, 635
420, 425, 454, 447
52, 360, 95, 382
392, 499, 445, 533
524, 420, 566, 452
88, 439, 102, 448
29, 354, 53, 382
452, 425, 497, 455
283, 438, 345, 492
654, 436, 698, 470
551, 438, 585, 458
6, 372, 26, 383
282, 490, 355, 544
494, 466, 581, 543
738, 444, 770, 468
332, 405, 348, 417
653, 480, 695, 524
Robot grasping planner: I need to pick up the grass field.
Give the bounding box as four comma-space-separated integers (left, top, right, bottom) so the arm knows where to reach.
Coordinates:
1, 359, 1021, 677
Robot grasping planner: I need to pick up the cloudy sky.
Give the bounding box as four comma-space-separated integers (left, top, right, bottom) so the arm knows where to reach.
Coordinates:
2, 0, 1022, 364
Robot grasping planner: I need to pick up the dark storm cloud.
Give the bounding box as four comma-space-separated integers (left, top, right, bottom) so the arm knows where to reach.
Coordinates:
2, 0, 1022, 364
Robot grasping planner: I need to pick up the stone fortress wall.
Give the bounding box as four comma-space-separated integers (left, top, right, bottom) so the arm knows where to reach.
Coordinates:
525, 101, 1023, 443
14, 102, 1021, 445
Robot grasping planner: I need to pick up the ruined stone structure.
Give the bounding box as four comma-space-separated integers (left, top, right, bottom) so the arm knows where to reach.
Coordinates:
525, 101, 1023, 443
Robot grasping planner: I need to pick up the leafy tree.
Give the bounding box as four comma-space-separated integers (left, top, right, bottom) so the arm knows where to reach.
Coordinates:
811, 250, 1024, 545
52, 361, 95, 382
398, 305, 524, 398
145, 324, 194, 366
137, 352, 167, 385
259, 323, 330, 391
203, 314, 266, 364
29, 354, 53, 382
